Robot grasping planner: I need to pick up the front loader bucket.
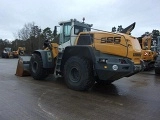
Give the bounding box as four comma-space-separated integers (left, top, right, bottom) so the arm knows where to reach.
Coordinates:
15, 56, 31, 77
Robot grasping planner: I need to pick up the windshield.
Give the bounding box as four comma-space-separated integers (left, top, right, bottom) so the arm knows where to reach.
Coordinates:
59, 22, 71, 45
74, 25, 90, 35
5, 48, 11, 52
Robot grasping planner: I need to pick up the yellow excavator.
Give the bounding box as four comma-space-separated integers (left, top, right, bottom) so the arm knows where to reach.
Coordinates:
121, 23, 157, 70
12, 47, 26, 58
16, 19, 143, 91
137, 35, 157, 70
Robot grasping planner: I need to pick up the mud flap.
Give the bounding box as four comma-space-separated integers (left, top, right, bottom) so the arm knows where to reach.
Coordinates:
15, 56, 31, 77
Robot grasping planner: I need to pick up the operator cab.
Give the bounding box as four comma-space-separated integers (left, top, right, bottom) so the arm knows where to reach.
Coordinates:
4, 47, 11, 52
58, 19, 92, 52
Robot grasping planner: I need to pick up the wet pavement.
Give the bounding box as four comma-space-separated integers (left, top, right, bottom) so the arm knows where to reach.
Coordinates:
0, 58, 160, 120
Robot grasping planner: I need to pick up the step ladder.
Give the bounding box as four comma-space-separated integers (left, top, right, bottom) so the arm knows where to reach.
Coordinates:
54, 52, 63, 77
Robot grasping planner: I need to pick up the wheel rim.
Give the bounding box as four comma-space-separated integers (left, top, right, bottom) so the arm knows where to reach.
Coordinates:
32, 61, 38, 73
69, 67, 80, 83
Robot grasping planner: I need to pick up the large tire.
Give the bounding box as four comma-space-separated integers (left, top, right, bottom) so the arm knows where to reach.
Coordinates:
1, 53, 4, 58
64, 56, 95, 91
155, 68, 160, 75
6, 53, 9, 58
29, 53, 49, 80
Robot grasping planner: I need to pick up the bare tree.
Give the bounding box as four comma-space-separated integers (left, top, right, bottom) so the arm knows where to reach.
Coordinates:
17, 22, 35, 41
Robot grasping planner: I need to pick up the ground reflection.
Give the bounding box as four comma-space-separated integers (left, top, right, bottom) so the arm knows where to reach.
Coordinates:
92, 83, 119, 95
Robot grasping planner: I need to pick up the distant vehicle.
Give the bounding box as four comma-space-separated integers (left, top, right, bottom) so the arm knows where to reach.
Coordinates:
154, 36, 160, 74
1, 47, 26, 58
155, 55, 160, 74
137, 35, 157, 70
12, 47, 26, 58
1, 47, 12, 58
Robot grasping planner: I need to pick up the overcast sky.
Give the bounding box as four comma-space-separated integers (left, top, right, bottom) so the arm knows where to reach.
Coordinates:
0, 0, 159, 41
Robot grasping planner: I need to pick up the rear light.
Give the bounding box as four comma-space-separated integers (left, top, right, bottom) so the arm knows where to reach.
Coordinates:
144, 52, 148, 56
119, 59, 127, 64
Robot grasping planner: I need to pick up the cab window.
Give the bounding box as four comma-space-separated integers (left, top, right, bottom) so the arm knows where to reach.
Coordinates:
64, 23, 71, 42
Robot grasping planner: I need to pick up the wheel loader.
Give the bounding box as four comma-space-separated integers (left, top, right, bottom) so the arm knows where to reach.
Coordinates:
16, 19, 143, 91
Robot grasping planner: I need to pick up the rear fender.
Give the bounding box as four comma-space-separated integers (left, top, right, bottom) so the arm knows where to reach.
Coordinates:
61, 46, 96, 71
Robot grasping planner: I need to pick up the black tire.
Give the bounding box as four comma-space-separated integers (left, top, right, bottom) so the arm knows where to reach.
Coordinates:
1, 53, 4, 58
155, 68, 160, 75
3, 53, 8, 58
6, 54, 9, 58
29, 53, 49, 80
64, 56, 95, 91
